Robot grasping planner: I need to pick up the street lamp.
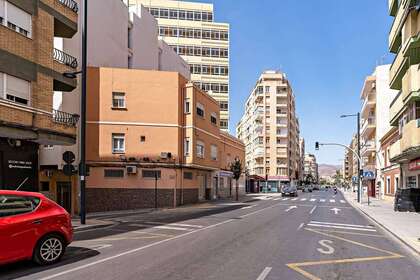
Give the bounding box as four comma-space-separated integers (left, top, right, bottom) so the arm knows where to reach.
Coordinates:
63, 1, 88, 224
340, 113, 361, 203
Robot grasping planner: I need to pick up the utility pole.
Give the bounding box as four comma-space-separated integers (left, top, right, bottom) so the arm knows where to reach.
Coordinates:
79, 0, 88, 225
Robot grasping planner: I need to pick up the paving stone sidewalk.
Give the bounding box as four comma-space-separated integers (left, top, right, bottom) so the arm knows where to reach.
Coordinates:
343, 190, 420, 254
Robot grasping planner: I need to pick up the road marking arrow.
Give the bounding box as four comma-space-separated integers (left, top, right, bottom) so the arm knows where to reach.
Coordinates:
285, 206, 297, 212
330, 208, 341, 215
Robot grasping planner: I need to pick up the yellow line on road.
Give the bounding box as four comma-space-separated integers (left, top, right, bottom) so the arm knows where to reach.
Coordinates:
285, 228, 404, 280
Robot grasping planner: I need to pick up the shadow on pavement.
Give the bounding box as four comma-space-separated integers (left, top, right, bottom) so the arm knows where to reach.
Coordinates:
0, 247, 99, 280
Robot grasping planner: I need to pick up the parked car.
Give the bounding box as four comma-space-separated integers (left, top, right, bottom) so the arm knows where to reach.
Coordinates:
313, 185, 320, 190
0, 190, 73, 266
281, 185, 298, 197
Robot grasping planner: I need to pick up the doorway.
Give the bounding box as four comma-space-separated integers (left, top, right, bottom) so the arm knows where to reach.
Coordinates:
57, 181, 72, 213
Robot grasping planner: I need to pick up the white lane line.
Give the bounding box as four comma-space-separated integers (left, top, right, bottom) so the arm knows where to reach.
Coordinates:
291, 198, 298, 201
297, 223, 304, 231
310, 221, 375, 228
282, 198, 289, 201
309, 205, 317, 214
307, 224, 377, 232
38, 219, 235, 280
320, 199, 326, 202
300, 198, 307, 201
340, 200, 346, 203
330, 199, 336, 203
239, 202, 284, 218
153, 225, 193, 231
144, 222, 205, 229
256, 267, 272, 280
273, 198, 282, 201
310, 198, 316, 202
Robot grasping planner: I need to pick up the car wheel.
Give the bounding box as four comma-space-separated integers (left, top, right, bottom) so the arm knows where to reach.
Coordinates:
33, 234, 66, 265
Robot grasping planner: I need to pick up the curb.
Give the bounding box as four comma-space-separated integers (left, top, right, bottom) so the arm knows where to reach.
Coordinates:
342, 191, 420, 257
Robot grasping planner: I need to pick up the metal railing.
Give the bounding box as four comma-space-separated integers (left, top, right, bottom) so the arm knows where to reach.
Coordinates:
52, 109, 80, 127
57, 0, 79, 13
53, 48, 78, 69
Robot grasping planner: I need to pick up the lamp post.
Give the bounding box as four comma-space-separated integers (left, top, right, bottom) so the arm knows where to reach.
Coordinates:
340, 113, 361, 203
64, 0, 88, 224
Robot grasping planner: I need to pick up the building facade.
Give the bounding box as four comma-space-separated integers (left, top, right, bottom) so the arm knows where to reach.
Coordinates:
380, 126, 400, 199
0, 0, 79, 195
38, 0, 191, 214
388, 0, 420, 189
85, 67, 245, 212
130, 0, 230, 130
304, 154, 318, 183
298, 137, 305, 184
236, 71, 301, 191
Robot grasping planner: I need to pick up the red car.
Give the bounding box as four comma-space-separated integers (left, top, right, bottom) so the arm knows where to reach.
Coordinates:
0, 190, 73, 266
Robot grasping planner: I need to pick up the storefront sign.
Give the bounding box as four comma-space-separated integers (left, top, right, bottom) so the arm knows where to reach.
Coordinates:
408, 158, 420, 171
218, 171, 233, 177
8, 160, 33, 170
362, 170, 376, 180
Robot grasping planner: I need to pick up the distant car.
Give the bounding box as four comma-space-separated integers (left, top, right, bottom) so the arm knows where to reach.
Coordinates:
0, 190, 73, 266
282, 185, 298, 197
313, 185, 320, 191
303, 185, 313, 192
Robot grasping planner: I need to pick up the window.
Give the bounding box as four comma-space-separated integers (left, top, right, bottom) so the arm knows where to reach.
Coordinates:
184, 138, 190, 156
104, 169, 124, 178
169, 9, 178, 19
1, 73, 31, 105
196, 141, 205, 158
265, 86, 270, 93
0, 195, 40, 217
184, 172, 193, 180
185, 99, 191, 113
220, 177, 225, 188
159, 8, 169, 18
196, 103, 205, 117
211, 145, 218, 160
211, 113, 217, 125
1, 2, 32, 38
112, 133, 125, 153
142, 170, 161, 179
140, 136, 146, 142
220, 101, 228, 111
220, 119, 228, 129
112, 92, 126, 108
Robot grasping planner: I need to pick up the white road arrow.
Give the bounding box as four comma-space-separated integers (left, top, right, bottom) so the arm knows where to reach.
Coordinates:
330, 208, 341, 215
285, 206, 297, 212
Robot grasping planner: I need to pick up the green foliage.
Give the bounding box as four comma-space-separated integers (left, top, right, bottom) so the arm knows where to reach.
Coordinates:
230, 159, 243, 180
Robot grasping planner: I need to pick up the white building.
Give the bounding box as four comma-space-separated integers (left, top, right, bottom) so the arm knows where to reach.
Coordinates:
130, 0, 230, 130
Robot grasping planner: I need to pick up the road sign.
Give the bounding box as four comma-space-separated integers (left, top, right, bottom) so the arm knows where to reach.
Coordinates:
362, 170, 375, 180
63, 151, 75, 164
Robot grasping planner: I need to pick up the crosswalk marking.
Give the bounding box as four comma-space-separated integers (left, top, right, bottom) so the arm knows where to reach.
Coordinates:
291, 198, 298, 201
320, 199, 326, 202
340, 200, 346, 203
307, 221, 376, 232
252, 196, 347, 204
273, 198, 282, 201
330, 199, 335, 203
310, 198, 316, 202
300, 198, 307, 201
282, 198, 289, 201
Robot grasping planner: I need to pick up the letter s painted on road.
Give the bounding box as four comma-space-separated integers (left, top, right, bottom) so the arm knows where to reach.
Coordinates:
317, 240, 334, 255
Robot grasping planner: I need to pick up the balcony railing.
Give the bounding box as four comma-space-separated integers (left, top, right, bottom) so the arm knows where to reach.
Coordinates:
53, 48, 78, 69
52, 109, 80, 127
57, 0, 79, 13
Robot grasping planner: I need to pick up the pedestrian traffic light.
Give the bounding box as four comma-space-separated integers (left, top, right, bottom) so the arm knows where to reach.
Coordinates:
315, 142, 320, 150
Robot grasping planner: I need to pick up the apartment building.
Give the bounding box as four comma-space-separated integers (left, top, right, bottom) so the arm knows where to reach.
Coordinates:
0, 0, 79, 193
236, 71, 301, 191
343, 148, 353, 186
298, 137, 305, 183
38, 0, 190, 214
304, 154, 318, 183
388, 0, 420, 189
84, 67, 244, 212
130, 0, 230, 130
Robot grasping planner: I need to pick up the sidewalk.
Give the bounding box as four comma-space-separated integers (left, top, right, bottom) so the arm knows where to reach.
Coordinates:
72, 194, 254, 232
342, 190, 420, 254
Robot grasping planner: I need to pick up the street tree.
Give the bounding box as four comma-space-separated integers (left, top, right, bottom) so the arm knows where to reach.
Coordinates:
230, 158, 243, 201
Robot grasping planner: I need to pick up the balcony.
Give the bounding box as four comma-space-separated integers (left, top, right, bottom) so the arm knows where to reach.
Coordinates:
402, 63, 420, 102
53, 48, 78, 69
389, 0, 399, 16
255, 147, 265, 158
389, 139, 402, 160
390, 91, 404, 125
361, 94, 376, 118
390, 32, 420, 90
361, 140, 376, 157
57, 0, 79, 13
400, 119, 420, 155
52, 109, 79, 127
361, 117, 376, 137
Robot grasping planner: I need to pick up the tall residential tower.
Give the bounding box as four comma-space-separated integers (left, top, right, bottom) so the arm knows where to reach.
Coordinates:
237, 71, 301, 190
131, 0, 230, 130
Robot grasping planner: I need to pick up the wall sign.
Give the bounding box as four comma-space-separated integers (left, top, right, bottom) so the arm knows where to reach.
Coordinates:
408, 158, 420, 171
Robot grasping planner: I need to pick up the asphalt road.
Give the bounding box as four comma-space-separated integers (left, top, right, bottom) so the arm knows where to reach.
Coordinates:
1, 189, 420, 280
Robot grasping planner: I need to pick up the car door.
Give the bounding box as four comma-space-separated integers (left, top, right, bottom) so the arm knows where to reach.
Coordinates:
0, 195, 42, 263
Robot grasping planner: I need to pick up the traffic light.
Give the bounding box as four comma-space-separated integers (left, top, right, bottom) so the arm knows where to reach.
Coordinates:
315, 142, 320, 150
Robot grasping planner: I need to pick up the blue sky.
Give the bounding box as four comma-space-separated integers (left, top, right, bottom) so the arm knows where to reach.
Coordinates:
191, 0, 394, 165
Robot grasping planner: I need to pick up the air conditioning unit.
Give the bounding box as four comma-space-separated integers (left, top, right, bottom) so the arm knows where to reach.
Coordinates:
126, 166, 137, 174
160, 152, 172, 159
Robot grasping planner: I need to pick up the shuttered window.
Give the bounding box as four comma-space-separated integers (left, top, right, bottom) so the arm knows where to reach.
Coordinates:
1, 73, 30, 105
3, 2, 32, 38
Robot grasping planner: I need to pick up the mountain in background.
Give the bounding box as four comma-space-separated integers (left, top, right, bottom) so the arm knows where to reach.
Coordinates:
318, 164, 341, 177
